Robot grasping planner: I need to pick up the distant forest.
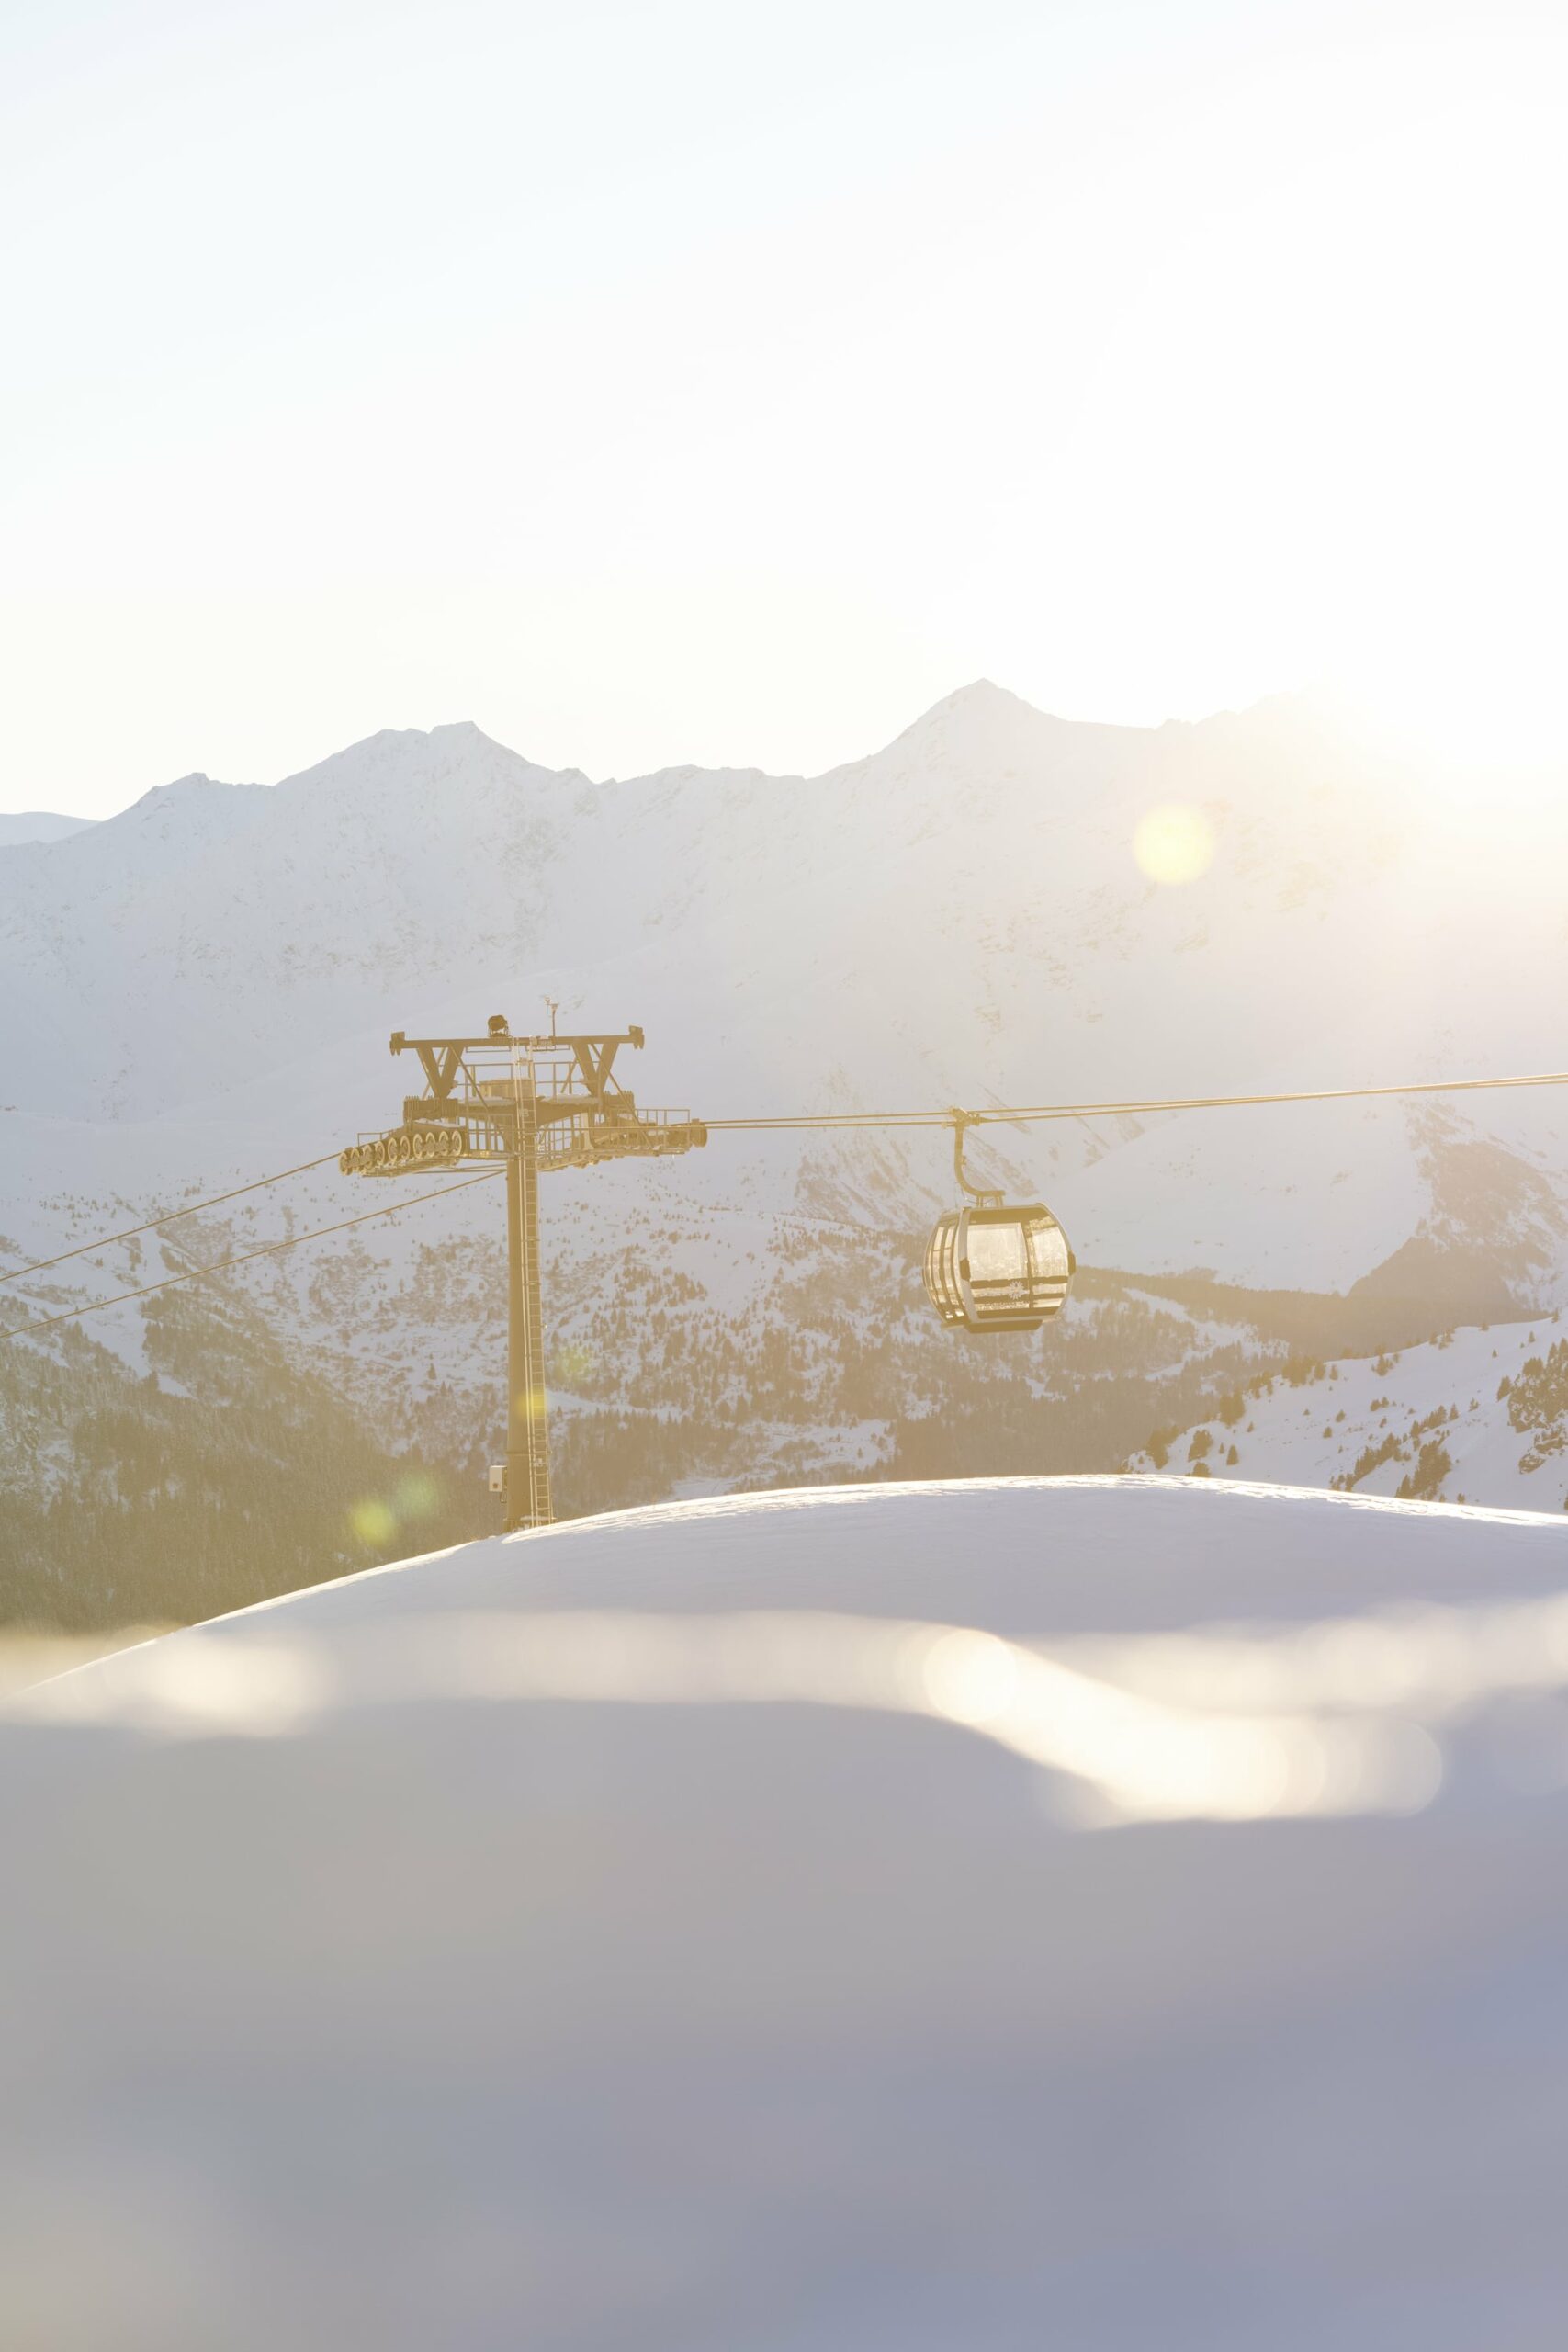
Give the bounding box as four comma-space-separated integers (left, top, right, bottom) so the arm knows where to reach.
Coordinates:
1, 1225, 1492, 1634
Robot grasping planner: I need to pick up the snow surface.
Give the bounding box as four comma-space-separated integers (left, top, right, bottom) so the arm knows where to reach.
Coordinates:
6, 1476, 1568, 2348
1133, 1311, 1568, 1510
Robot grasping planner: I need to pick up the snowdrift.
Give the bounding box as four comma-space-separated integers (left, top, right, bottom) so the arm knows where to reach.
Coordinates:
6, 1476, 1568, 2348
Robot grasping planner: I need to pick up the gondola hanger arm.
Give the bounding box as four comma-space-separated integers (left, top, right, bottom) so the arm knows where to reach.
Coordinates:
948, 1108, 1003, 1209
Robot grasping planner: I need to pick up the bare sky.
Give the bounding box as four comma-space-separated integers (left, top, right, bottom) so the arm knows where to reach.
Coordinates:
4, 0, 1564, 815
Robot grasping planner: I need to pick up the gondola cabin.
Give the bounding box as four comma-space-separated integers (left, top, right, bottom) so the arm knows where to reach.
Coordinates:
922, 1201, 1075, 1334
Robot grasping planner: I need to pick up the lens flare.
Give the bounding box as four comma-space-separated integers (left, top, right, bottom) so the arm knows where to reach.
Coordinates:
1133, 803, 1214, 886
393, 1472, 440, 1522
349, 1499, 397, 1547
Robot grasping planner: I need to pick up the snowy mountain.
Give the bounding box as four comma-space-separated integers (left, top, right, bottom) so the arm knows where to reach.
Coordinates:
8, 1476, 1568, 2347
4, 682, 1564, 1258
0, 810, 94, 847
6, 681, 1568, 1616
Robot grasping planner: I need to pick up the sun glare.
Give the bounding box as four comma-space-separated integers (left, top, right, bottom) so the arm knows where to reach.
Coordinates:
1132, 804, 1214, 887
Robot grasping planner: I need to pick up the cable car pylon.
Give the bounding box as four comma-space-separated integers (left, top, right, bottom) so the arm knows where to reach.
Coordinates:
339, 1015, 707, 1532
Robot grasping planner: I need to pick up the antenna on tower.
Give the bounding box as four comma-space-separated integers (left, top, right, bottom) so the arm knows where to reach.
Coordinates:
545, 996, 560, 1041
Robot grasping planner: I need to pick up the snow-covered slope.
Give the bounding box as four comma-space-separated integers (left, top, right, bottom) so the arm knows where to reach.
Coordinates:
6, 1477, 1568, 2347
1129, 1306, 1568, 1511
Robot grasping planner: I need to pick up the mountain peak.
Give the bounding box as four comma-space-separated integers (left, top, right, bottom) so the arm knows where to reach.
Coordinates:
853, 677, 1074, 778
271, 719, 570, 800
940, 676, 1027, 711
428, 719, 493, 745
911, 678, 1041, 729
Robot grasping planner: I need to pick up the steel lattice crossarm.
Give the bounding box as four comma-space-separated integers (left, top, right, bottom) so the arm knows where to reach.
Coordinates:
333, 1016, 706, 1538
337, 1017, 707, 1176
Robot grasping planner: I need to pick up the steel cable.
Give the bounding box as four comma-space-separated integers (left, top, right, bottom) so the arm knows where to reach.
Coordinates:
2, 1170, 503, 1341
0, 1149, 344, 1285
705, 1068, 1568, 1132
12, 1061, 1568, 1319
